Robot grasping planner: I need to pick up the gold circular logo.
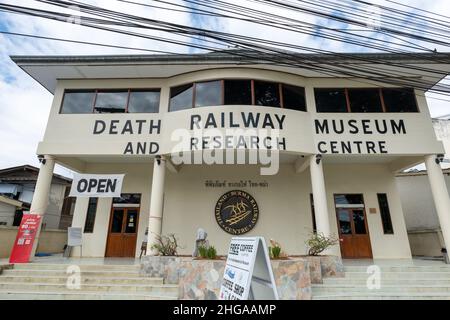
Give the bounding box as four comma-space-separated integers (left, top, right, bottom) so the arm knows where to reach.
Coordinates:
215, 190, 259, 235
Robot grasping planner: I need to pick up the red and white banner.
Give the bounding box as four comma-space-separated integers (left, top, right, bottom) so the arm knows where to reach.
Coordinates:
9, 214, 42, 263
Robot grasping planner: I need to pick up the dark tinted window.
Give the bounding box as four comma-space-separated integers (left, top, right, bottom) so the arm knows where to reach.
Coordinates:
348, 88, 383, 112
170, 84, 193, 111
61, 90, 95, 114
282, 84, 306, 111
94, 90, 128, 113
382, 88, 418, 112
224, 80, 252, 105
377, 193, 394, 234
84, 197, 98, 233
315, 88, 347, 112
195, 81, 222, 107
335, 194, 364, 205
254, 81, 280, 107
128, 90, 160, 113
113, 193, 141, 204
353, 209, 367, 234
310, 194, 317, 232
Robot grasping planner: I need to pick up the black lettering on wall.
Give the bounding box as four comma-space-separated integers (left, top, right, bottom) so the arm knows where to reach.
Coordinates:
93, 120, 106, 134
315, 120, 329, 134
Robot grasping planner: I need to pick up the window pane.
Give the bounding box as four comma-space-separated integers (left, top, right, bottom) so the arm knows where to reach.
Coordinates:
348, 88, 383, 113
353, 209, 367, 234
378, 193, 394, 234
128, 90, 160, 113
195, 81, 222, 107
310, 194, 317, 233
111, 209, 124, 233
337, 209, 352, 235
315, 88, 347, 112
125, 210, 138, 233
224, 80, 252, 105
254, 81, 280, 107
382, 88, 418, 112
170, 84, 193, 111
61, 90, 95, 114
334, 194, 364, 205
94, 91, 128, 113
282, 84, 306, 111
113, 193, 141, 204
84, 197, 98, 233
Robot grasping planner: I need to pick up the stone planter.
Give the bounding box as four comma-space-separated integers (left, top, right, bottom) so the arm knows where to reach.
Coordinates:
301, 255, 345, 284
141, 256, 312, 300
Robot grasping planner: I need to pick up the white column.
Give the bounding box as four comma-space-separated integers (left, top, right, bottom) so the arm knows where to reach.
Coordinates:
147, 156, 166, 255
425, 154, 450, 254
30, 156, 56, 259
309, 155, 331, 237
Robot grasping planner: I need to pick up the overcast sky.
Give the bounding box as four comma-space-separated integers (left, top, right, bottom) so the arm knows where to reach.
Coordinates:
0, 0, 449, 177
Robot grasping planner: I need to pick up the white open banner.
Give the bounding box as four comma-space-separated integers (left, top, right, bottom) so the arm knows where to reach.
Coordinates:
69, 174, 124, 197
220, 237, 279, 300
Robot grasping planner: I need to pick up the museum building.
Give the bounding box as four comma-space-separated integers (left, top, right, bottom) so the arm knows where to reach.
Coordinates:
11, 51, 450, 259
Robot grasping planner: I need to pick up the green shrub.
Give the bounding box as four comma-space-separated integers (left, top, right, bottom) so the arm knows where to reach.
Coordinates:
305, 232, 338, 256
269, 245, 282, 259
150, 234, 180, 256
198, 245, 217, 259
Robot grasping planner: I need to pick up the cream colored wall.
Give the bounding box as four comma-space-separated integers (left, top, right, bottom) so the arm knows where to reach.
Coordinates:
324, 164, 412, 259
70, 163, 152, 257
69, 161, 412, 259
163, 163, 411, 258
37, 68, 444, 160
0, 202, 16, 226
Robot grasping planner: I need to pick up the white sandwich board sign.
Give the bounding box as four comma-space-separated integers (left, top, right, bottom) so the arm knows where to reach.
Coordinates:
219, 237, 279, 300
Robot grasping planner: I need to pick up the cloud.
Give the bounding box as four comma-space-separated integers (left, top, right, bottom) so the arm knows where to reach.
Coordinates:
0, 0, 449, 177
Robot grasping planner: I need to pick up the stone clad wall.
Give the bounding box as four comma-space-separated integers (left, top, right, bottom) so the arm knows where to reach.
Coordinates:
141, 256, 344, 300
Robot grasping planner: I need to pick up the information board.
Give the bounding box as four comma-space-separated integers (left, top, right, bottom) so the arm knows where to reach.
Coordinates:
220, 237, 278, 300
9, 214, 42, 263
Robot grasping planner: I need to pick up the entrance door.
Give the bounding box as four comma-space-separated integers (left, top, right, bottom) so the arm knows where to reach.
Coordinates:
336, 208, 372, 258
105, 207, 139, 257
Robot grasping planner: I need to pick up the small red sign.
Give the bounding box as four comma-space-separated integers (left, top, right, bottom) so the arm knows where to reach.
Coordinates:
9, 214, 42, 263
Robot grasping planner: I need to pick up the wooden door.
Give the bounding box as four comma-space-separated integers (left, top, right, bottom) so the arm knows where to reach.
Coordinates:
105, 207, 139, 257
336, 208, 372, 259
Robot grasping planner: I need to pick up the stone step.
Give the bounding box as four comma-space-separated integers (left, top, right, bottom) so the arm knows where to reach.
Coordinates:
312, 284, 450, 293
0, 282, 179, 294
312, 293, 450, 300
344, 266, 450, 272
2, 269, 144, 278
0, 290, 177, 300
0, 275, 163, 285
12, 264, 141, 272
340, 271, 450, 279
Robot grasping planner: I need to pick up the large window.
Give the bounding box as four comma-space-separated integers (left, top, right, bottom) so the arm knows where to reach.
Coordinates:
195, 81, 222, 107
169, 79, 306, 111
127, 90, 160, 113
315, 87, 418, 113
60, 90, 96, 114
224, 80, 252, 105
377, 193, 394, 234
61, 89, 160, 114
382, 88, 418, 112
348, 88, 383, 113
94, 90, 128, 113
254, 80, 281, 108
314, 88, 348, 113
84, 197, 98, 233
283, 84, 306, 111
169, 84, 194, 111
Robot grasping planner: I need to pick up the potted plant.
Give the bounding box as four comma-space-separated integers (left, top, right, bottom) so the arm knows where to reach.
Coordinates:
305, 232, 338, 256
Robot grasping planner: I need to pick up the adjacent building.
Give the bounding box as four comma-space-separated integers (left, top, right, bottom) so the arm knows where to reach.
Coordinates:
10, 51, 450, 259
0, 165, 74, 229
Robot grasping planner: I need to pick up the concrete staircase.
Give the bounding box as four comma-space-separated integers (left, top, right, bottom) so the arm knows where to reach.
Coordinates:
0, 263, 179, 300
312, 263, 450, 300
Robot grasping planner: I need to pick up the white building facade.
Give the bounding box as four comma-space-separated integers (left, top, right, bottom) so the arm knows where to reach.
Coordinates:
11, 52, 450, 259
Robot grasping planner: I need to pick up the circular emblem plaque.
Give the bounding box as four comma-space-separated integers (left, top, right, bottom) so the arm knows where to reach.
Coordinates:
215, 190, 259, 235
